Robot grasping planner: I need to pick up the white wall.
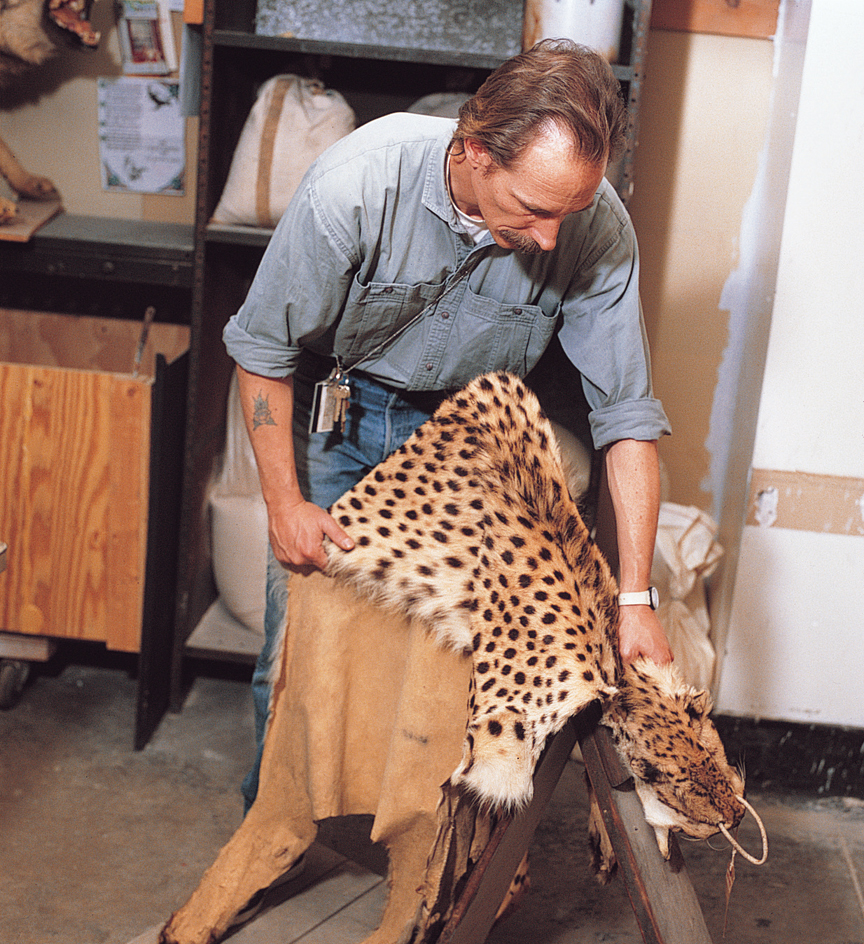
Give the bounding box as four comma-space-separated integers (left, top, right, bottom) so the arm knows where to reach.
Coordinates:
716, 0, 864, 726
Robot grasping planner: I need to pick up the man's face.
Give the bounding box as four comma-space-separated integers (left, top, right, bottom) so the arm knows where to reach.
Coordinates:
464, 127, 607, 254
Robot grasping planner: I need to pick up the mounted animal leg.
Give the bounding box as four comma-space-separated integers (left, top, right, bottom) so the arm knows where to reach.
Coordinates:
0, 135, 57, 222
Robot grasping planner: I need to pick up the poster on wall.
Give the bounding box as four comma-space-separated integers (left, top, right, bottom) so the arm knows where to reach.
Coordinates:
97, 77, 185, 195
116, 0, 177, 74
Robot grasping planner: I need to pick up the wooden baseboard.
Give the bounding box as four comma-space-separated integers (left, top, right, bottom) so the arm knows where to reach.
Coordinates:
714, 715, 864, 797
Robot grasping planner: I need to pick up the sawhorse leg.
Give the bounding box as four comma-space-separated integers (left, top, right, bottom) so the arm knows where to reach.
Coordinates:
438, 710, 713, 944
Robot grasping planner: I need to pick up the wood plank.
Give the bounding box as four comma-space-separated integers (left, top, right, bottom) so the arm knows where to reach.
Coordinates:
107, 376, 150, 652
0, 198, 62, 243
651, 0, 779, 39
0, 631, 57, 661
439, 714, 583, 944
0, 363, 146, 647
0, 370, 26, 630
184, 0, 204, 25
0, 309, 190, 378
581, 726, 714, 944
35, 367, 112, 643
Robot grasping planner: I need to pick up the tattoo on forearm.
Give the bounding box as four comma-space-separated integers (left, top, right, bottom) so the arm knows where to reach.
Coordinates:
252, 391, 277, 429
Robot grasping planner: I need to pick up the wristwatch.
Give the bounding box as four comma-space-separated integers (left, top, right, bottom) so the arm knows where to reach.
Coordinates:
618, 587, 660, 610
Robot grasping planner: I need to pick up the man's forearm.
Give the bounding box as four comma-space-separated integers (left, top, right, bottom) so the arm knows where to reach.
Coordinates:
235, 364, 354, 568
604, 438, 660, 592
235, 365, 303, 511
604, 438, 673, 664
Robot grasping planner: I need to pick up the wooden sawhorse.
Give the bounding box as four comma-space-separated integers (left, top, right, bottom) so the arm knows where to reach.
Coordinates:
441, 705, 713, 944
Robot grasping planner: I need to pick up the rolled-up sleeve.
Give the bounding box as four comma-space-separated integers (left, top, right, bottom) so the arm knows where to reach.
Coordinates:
587, 396, 670, 449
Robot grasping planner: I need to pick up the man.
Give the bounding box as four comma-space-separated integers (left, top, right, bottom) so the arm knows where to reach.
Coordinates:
224, 39, 673, 810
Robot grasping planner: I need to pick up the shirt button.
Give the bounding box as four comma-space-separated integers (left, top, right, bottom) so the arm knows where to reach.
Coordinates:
383, 286, 394, 293
513, 307, 522, 315
441, 311, 450, 319
426, 363, 433, 371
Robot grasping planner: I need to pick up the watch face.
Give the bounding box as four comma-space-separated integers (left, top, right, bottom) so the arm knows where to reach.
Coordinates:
649, 586, 660, 610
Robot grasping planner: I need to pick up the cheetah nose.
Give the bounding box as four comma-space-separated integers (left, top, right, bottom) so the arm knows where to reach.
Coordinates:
718, 795, 768, 865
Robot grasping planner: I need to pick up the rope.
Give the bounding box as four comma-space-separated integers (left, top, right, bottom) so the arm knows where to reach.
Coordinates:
718, 795, 768, 865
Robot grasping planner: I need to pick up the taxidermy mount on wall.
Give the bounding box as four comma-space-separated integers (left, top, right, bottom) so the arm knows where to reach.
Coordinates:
0, 0, 100, 223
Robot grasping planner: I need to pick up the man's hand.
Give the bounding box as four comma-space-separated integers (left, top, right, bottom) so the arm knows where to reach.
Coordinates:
268, 497, 354, 571
617, 605, 673, 665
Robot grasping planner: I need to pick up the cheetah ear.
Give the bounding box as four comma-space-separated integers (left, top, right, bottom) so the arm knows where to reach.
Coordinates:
602, 689, 627, 726
683, 689, 712, 722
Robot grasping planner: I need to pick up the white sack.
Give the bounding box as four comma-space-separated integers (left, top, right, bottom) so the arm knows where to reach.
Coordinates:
208, 373, 268, 635
212, 74, 355, 228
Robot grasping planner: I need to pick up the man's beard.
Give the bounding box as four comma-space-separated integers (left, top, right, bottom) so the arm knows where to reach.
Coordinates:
499, 228, 545, 254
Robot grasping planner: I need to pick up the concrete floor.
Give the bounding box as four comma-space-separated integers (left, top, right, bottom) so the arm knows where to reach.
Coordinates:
2, 644, 864, 944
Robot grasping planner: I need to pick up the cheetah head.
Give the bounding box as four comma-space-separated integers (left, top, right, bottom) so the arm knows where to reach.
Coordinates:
604, 660, 764, 862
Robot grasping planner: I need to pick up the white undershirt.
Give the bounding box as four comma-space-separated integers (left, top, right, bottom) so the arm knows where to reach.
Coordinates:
446, 154, 488, 244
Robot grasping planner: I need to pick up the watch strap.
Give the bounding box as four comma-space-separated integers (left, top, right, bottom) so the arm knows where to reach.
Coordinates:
618, 587, 659, 610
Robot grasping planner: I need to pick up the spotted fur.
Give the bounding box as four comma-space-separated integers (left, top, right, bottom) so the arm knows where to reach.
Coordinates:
325, 371, 745, 845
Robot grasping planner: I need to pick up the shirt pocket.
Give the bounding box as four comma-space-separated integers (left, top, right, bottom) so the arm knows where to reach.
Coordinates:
436, 288, 556, 387
339, 276, 446, 364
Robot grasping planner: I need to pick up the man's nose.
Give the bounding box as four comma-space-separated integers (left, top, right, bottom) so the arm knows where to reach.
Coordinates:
530, 218, 561, 251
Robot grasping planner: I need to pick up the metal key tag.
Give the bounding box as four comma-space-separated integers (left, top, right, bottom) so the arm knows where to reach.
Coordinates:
309, 368, 350, 434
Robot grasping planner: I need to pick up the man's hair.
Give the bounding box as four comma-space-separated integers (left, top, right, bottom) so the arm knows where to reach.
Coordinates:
451, 39, 628, 169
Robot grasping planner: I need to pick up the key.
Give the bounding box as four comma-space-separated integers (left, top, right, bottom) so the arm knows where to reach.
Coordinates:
333, 381, 350, 433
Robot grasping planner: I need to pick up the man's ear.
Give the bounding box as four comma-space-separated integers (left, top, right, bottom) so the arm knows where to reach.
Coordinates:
463, 137, 493, 172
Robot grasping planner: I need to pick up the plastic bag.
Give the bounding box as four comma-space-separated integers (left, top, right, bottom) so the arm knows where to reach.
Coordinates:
651, 503, 724, 691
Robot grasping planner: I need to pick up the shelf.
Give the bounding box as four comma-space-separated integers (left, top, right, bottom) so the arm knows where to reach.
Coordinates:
0, 213, 195, 288
212, 29, 637, 81
184, 598, 261, 665
213, 30, 509, 70
206, 221, 273, 247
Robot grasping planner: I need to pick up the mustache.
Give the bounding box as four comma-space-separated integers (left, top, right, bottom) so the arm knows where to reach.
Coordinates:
499, 228, 545, 254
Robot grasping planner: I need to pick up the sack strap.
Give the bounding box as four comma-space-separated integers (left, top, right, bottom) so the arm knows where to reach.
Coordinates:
255, 77, 292, 227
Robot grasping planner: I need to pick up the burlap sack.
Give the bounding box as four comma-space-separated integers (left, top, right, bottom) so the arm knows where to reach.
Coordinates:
211, 74, 355, 228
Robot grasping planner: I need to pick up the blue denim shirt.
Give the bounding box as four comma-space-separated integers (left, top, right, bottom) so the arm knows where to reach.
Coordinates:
224, 112, 670, 448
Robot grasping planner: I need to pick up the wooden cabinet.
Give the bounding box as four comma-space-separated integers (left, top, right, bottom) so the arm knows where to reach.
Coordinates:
171, 0, 653, 703
0, 215, 192, 744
